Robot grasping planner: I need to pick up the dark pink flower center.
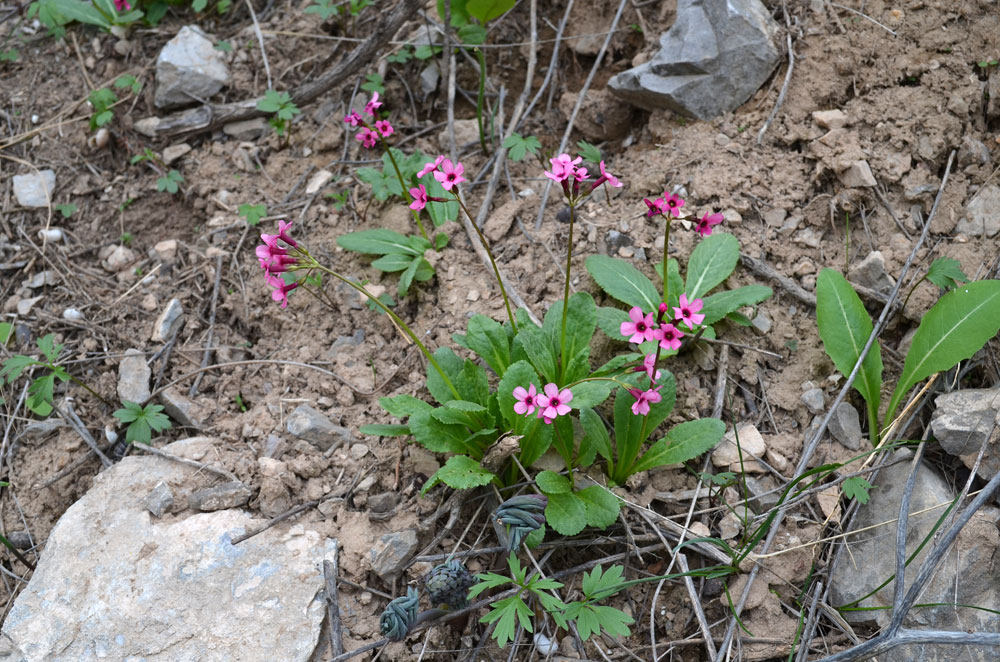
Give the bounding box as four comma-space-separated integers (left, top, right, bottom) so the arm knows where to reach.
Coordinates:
681, 308, 691, 317
549, 397, 561, 407
636, 321, 648, 332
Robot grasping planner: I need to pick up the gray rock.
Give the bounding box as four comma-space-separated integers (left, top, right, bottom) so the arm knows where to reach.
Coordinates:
0, 443, 335, 662
608, 0, 780, 119
117, 348, 151, 405
223, 117, 269, 141
368, 492, 398, 514
155, 25, 231, 109
812, 109, 848, 129
957, 135, 991, 168
987, 70, 1000, 122
15, 296, 43, 316
605, 230, 633, 255
742, 475, 780, 513
188, 481, 252, 511
146, 481, 174, 517
158, 386, 207, 429
801, 387, 825, 414
750, 311, 772, 335
5, 531, 33, 550
931, 388, 1000, 483
327, 329, 364, 360
955, 185, 1000, 238
12, 170, 56, 207
828, 401, 863, 450
286, 405, 350, 451
151, 297, 184, 342
828, 450, 1000, 662
24, 270, 58, 289
370, 529, 419, 579
162, 142, 192, 166
850, 250, 895, 294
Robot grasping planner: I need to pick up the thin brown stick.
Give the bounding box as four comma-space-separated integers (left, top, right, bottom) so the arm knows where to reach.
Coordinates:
130, 442, 237, 482
324, 548, 345, 657
189, 255, 223, 397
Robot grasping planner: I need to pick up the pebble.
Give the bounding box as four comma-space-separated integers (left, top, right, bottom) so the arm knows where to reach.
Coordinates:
349, 443, 370, 459
751, 311, 772, 335
286, 404, 351, 451
712, 423, 767, 471
223, 118, 269, 141
839, 160, 877, 188
25, 270, 58, 289
466, 289, 481, 302
146, 481, 174, 518
801, 387, 826, 414
812, 109, 849, 129
305, 169, 334, 195
162, 143, 192, 166
37, 228, 63, 242
828, 401, 863, 449
117, 348, 151, 404
849, 251, 895, 293
151, 298, 184, 342
158, 387, 206, 429
370, 529, 419, 579
793, 228, 822, 248
153, 239, 178, 261
16, 296, 43, 316
188, 481, 252, 511
13, 170, 56, 207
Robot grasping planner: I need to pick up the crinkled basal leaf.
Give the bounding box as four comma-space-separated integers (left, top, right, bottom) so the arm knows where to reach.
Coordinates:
585, 255, 659, 312
421, 455, 495, 494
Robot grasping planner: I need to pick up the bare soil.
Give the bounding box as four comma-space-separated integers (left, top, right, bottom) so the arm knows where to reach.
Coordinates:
1, 0, 999, 659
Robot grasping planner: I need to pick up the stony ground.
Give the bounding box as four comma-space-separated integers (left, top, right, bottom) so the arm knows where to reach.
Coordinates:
1, 0, 999, 660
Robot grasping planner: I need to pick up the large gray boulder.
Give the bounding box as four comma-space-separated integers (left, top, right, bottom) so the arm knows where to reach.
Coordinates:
828, 450, 1000, 662
0, 438, 336, 662
155, 25, 231, 109
608, 0, 781, 119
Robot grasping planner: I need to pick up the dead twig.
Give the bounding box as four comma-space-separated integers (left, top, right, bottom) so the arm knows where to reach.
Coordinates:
129, 442, 238, 482
53, 399, 112, 469
189, 255, 223, 397
324, 548, 345, 657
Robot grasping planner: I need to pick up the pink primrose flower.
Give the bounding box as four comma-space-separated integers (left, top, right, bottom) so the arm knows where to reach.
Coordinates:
355, 127, 379, 149
644, 197, 666, 218
343, 111, 363, 127
375, 119, 394, 137
628, 386, 662, 416
113, 0, 131, 10
593, 161, 622, 189
364, 91, 383, 116
255, 244, 296, 274
673, 294, 705, 329
620, 306, 657, 344
663, 192, 685, 218
265, 272, 299, 308
695, 211, 724, 237
536, 383, 573, 424
409, 184, 428, 211
544, 153, 582, 183
434, 159, 466, 191
655, 323, 684, 351
513, 384, 539, 416
417, 155, 445, 179
635, 353, 662, 382
276, 220, 297, 247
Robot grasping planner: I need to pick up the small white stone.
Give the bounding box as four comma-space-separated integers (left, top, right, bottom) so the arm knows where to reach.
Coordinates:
305, 169, 334, 195
467, 289, 481, 302
31, 114, 40, 124
62, 308, 84, 321
37, 228, 63, 242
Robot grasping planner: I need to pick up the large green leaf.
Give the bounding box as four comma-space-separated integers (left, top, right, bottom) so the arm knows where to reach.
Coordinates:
816, 269, 883, 436
629, 418, 726, 475
514, 326, 558, 384
685, 233, 739, 299
545, 491, 587, 536
453, 314, 511, 375
337, 229, 422, 256
47, 0, 111, 28
569, 379, 613, 410
700, 285, 773, 326
497, 360, 540, 428
577, 485, 620, 529
466, 0, 515, 22
886, 280, 1000, 423
421, 455, 495, 494
596, 306, 630, 341
542, 292, 597, 365
409, 410, 471, 453
426, 347, 464, 405
585, 255, 660, 312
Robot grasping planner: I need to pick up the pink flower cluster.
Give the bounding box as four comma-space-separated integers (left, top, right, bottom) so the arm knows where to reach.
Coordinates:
113, 0, 131, 10
512, 383, 573, 424
620, 294, 705, 350
644, 191, 724, 237
543, 154, 622, 199
256, 221, 300, 308
408, 156, 467, 211
343, 92, 393, 149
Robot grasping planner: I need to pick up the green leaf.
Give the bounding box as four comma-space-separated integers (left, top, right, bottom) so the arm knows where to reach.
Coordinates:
581, 564, 626, 599
576, 140, 602, 164
358, 423, 410, 436
589, 605, 633, 638
238, 203, 267, 226
925, 257, 968, 291
469, 572, 511, 599
47, 0, 111, 28
569, 380, 613, 410
453, 314, 510, 375
55, 203, 77, 218
379, 394, 433, 418
513, 326, 558, 384
580, 407, 612, 462
545, 491, 587, 535
466, 0, 515, 22
497, 360, 540, 428
422, 172, 459, 227
611, 373, 677, 481
337, 229, 421, 256
577, 485, 620, 529
596, 306, 630, 340
370, 253, 414, 273
629, 418, 726, 475
27, 374, 56, 416
0, 355, 36, 384
481, 596, 533, 648
502, 133, 541, 162
422, 455, 496, 493
37, 334, 61, 363
536, 469, 571, 494
409, 409, 469, 453
886, 280, 1000, 423
700, 285, 773, 326
585, 255, 660, 312
437, 0, 470, 25
842, 476, 872, 504
816, 269, 883, 435
0, 322, 12, 346
685, 232, 739, 299
457, 22, 486, 44
542, 292, 596, 365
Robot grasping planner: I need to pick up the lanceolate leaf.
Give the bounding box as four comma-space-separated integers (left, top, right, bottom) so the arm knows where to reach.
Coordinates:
466, 0, 516, 22
700, 285, 773, 326
585, 255, 660, 312
685, 232, 739, 300
886, 280, 1000, 423
816, 269, 883, 437
337, 229, 422, 256
629, 418, 726, 475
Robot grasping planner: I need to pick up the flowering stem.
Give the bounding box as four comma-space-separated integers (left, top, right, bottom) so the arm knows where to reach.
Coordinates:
559, 201, 576, 380
453, 196, 518, 334
378, 132, 430, 242
313, 264, 460, 400
474, 48, 490, 156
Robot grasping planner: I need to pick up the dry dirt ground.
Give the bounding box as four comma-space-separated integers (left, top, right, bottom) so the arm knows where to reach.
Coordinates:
1, 0, 999, 659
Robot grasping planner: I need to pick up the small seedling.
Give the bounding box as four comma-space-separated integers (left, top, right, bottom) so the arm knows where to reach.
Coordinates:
0, 333, 71, 417
360, 72, 384, 95
0, 48, 19, 62
130, 148, 158, 165
55, 203, 77, 218
256, 89, 301, 137
238, 203, 268, 226
502, 133, 541, 162
119, 232, 133, 246
113, 401, 172, 445
113, 73, 142, 95
88, 88, 117, 130
304, 0, 339, 20
156, 170, 184, 194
